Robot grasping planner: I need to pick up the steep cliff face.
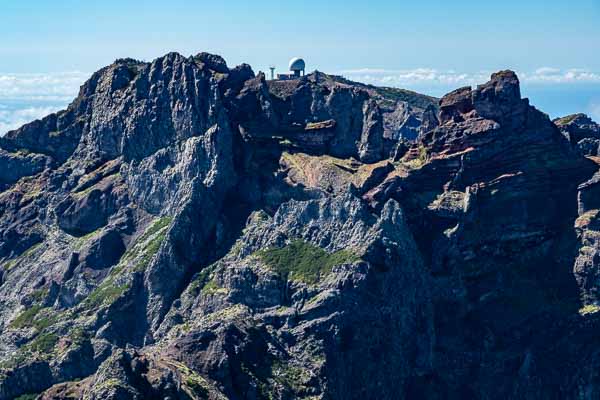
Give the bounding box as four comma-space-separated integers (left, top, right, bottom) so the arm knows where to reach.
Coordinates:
0, 52, 599, 400
365, 71, 600, 398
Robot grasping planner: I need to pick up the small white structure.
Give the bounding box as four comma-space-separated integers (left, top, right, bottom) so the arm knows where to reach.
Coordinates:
277, 57, 306, 80
288, 57, 306, 77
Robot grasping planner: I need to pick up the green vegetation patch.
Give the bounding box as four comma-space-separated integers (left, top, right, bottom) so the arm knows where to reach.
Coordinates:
554, 114, 580, 126
186, 375, 209, 398
10, 305, 43, 328
30, 288, 49, 304
121, 216, 172, 270
73, 228, 101, 249
3, 243, 42, 271
0, 350, 29, 372
80, 217, 172, 311
188, 266, 214, 296
201, 278, 228, 296
2, 259, 16, 271
402, 145, 428, 169
29, 332, 59, 354
239, 357, 312, 398
373, 86, 438, 110
72, 172, 121, 198
136, 216, 172, 245
257, 240, 360, 284
270, 360, 311, 393
134, 232, 166, 271
68, 326, 90, 347
83, 281, 130, 309
10, 305, 58, 331
10, 305, 42, 328
95, 378, 127, 391
72, 184, 99, 199
167, 360, 213, 399
15, 394, 39, 400
188, 265, 229, 297
202, 278, 219, 294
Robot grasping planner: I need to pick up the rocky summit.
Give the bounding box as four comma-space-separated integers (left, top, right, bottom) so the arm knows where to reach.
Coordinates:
1, 52, 600, 400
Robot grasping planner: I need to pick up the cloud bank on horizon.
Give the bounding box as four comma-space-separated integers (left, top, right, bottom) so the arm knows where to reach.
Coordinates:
0, 105, 62, 137
0, 72, 88, 101
0, 68, 599, 136
339, 67, 600, 87
0, 72, 88, 135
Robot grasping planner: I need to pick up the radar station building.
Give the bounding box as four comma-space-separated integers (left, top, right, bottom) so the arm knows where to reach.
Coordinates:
276, 57, 306, 80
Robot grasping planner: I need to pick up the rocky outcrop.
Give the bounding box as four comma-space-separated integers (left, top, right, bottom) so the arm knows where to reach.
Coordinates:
154, 195, 432, 399
232, 71, 434, 163
0, 150, 52, 188
0, 52, 599, 400
364, 70, 599, 398
555, 113, 600, 156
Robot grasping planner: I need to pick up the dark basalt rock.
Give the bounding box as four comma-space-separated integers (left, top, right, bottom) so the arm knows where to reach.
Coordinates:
0, 53, 599, 400
439, 86, 474, 124
555, 113, 600, 142
56, 173, 128, 236
555, 113, 600, 156
78, 230, 126, 270
194, 52, 230, 73
232, 70, 428, 162
0, 361, 53, 400
365, 70, 599, 398
0, 149, 53, 187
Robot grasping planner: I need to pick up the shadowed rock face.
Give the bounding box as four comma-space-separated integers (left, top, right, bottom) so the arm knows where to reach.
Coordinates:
0, 52, 599, 400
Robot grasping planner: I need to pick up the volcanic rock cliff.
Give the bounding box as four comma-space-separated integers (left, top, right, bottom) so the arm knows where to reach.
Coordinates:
555, 113, 600, 156
0, 52, 600, 400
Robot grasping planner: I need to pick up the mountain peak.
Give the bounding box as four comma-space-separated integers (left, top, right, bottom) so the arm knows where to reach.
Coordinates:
1, 53, 600, 400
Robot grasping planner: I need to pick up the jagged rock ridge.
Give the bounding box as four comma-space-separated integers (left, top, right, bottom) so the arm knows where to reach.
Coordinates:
0, 52, 599, 400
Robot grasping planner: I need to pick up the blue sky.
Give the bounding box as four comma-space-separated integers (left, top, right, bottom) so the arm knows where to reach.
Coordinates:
1, 0, 599, 133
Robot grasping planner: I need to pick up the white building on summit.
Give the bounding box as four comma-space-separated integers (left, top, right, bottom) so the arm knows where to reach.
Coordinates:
288, 57, 306, 76
276, 57, 306, 80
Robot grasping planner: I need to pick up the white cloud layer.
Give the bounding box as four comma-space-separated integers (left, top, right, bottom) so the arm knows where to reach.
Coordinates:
0, 105, 65, 135
340, 68, 486, 86
0, 72, 88, 101
0, 72, 87, 135
340, 67, 600, 87
522, 68, 600, 84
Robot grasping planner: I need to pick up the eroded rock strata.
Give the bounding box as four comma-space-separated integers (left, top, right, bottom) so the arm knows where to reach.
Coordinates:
1, 53, 600, 399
